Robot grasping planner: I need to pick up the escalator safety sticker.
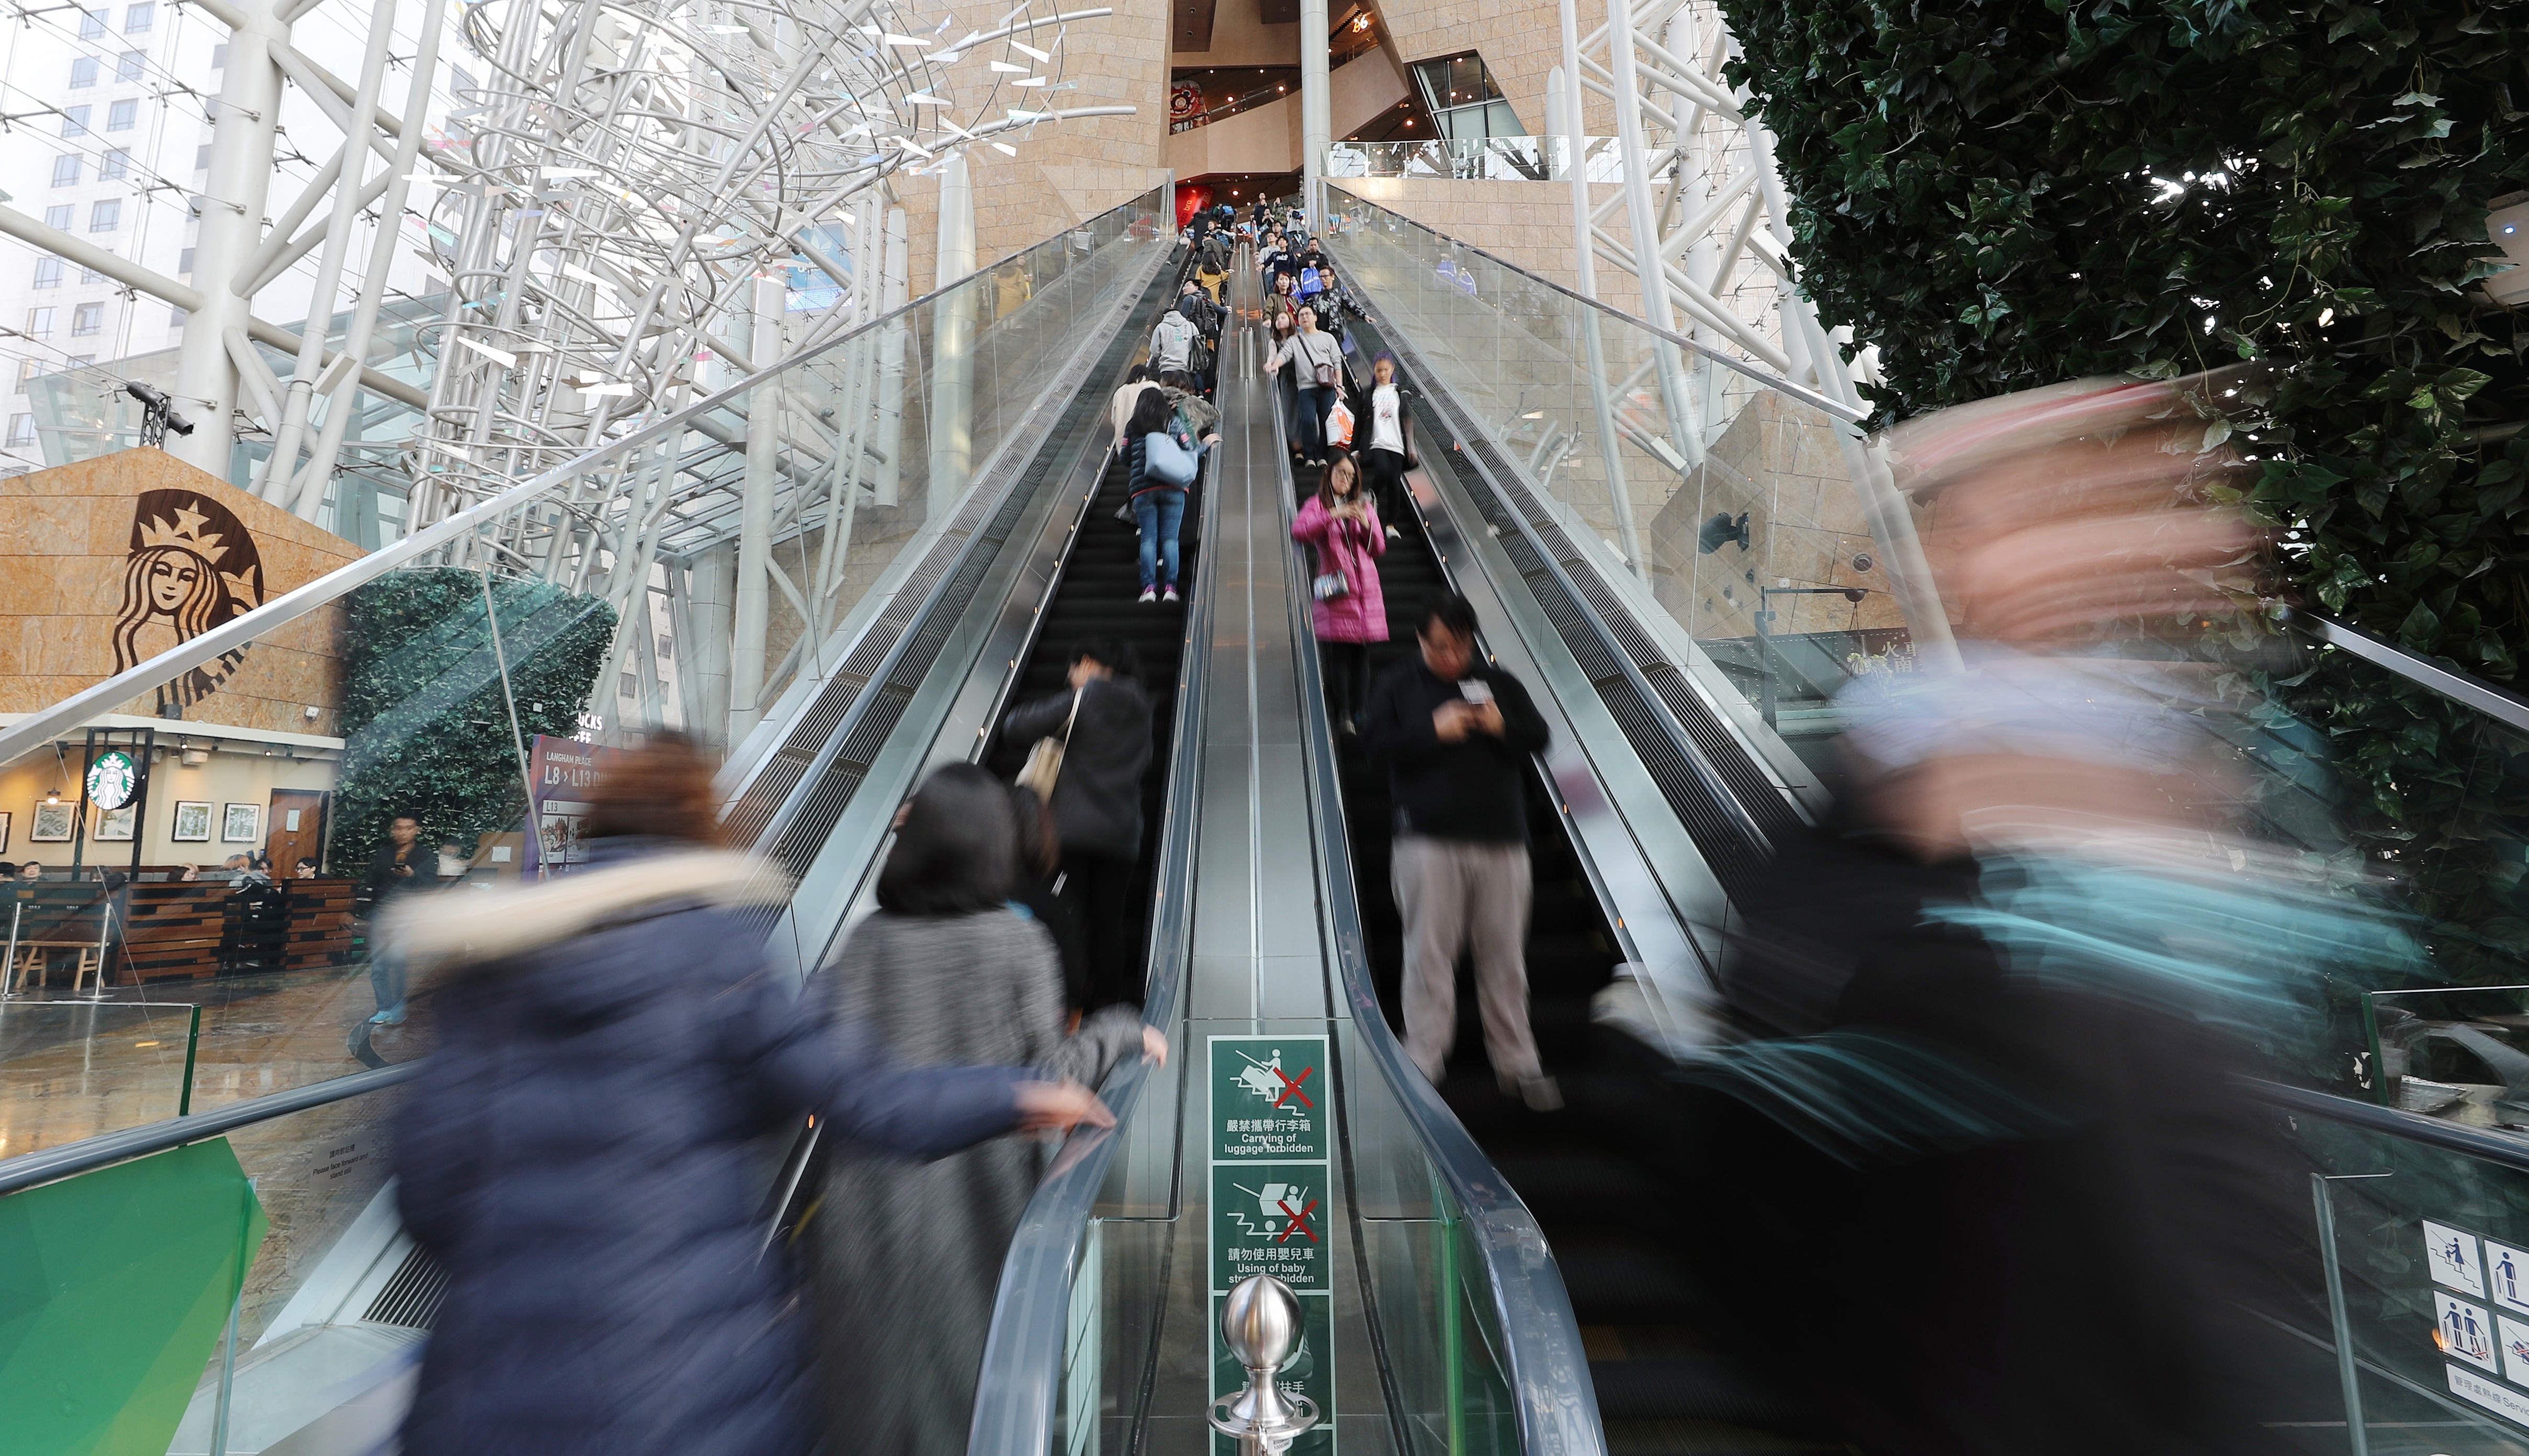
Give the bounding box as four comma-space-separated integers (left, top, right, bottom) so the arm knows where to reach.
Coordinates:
1212, 1037, 1325, 1159
2422, 1213, 2529, 1420
1210, 1035, 1333, 1455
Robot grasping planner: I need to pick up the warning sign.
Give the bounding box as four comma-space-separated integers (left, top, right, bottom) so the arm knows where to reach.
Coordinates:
1211, 1164, 1328, 1292
1211, 1037, 1325, 1160
1208, 1034, 1333, 1456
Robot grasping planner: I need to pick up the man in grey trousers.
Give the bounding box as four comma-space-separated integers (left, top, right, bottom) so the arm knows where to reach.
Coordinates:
1360, 593, 1562, 1110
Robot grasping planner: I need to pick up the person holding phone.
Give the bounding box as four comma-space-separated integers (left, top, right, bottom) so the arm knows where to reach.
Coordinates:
1358, 593, 1560, 1109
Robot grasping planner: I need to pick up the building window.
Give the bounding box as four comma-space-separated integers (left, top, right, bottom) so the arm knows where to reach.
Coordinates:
32, 258, 62, 289
71, 302, 102, 336
42, 205, 73, 230
19, 359, 48, 387
106, 99, 136, 131
77, 8, 105, 38
192, 142, 209, 172
70, 57, 98, 88
211, 42, 227, 67
123, 3, 152, 32
169, 306, 187, 329
619, 672, 638, 699
51, 155, 81, 187
453, 65, 480, 100
657, 634, 674, 660
6, 415, 34, 448
177, 247, 194, 275
67, 355, 94, 369
99, 149, 128, 180
78, 257, 108, 284
26, 308, 55, 339
62, 106, 90, 138
88, 198, 120, 231
116, 50, 143, 81
1410, 53, 1522, 140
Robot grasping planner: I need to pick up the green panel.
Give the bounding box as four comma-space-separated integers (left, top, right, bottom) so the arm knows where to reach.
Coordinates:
1210, 1035, 1327, 1160
0, 1140, 267, 1456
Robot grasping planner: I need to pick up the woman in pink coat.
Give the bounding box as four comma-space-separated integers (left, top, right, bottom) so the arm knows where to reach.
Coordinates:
1292, 450, 1388, 733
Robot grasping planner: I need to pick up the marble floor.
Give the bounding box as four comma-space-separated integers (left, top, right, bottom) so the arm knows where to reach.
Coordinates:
0, 965, 418, 1160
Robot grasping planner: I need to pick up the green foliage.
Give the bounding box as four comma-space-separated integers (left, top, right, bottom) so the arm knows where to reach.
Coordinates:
1718, 0, 2529, 982
333, 569, 615, 881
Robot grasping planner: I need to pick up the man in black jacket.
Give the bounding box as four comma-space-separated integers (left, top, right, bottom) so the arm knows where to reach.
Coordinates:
1359, 594, 1560, 1109
358, 812, 427, 1024
1002, 635, 1154, 1010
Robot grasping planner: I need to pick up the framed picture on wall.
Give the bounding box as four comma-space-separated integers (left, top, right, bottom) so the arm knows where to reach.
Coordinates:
0, 810, 11, 853
172, 801, 212, 842
95, 804, 136, 842
222, 803, 262, 844
30, 800, 73, 842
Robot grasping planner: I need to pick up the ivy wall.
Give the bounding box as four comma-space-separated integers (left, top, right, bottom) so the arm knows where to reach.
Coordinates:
333, 569, 616, 881
1718, 0, 2529, 982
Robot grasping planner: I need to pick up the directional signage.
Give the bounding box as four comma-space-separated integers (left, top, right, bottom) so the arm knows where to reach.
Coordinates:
1209, 1035, 1334, 1456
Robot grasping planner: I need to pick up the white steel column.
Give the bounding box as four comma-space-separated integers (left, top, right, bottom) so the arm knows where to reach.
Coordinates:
927, 155, 977, 523
172, 0, 288, 477
1300, 0, 1330, 228
728, 275, 785, 742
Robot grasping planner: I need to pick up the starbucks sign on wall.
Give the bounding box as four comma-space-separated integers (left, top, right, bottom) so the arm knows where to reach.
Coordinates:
0, 449, 363, 736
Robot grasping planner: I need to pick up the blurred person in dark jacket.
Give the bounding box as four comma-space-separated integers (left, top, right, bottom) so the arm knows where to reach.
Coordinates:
1003, 636, 1154, 1009
1658, 371, 2403, 1456
1360, 593, 1559, 1109
387, 732, 1110, 1456
814, 763, 1165, 1450
359, 812, 427, 1024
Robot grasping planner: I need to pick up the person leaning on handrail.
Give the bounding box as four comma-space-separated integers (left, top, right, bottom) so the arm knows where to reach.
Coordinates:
386, 732, 1111, 1456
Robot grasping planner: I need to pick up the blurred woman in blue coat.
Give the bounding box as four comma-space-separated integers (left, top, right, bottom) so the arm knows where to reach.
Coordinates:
387, 732, 1108, 1456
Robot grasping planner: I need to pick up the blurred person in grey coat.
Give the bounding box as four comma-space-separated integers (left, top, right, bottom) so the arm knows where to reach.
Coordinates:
813, 763, 1167, 1452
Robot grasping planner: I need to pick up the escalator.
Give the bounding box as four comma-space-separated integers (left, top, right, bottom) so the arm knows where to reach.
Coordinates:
1290, 348, 1841, 1455
977, 410, 1204, 989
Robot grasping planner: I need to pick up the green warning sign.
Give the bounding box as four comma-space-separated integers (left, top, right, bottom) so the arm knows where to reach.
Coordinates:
1207, 1033, 1334, 1455
1210, 1036, 1326, 1160
1211, 1162, 1329, 1292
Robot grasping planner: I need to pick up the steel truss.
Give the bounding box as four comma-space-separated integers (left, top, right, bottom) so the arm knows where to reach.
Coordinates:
1555, 0, 1955, 659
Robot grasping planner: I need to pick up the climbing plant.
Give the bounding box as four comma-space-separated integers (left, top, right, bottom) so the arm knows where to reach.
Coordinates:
1715, 0, 2529, 984
332, 569, 616, 882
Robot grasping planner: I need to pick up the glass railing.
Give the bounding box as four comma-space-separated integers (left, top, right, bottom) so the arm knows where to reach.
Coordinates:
0, 192, 1176, 1456
0, 1063, 416, 1456
1326, 190, 1917, 772
2269, 1083, 2529, 1454
1327, 137, 1628, 183
0, 997, 200, 1156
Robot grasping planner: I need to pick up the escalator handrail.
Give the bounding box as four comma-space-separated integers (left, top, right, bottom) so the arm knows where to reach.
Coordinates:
2286, 606, 2529, 735
0, 1060, 419, 1198
1269, 357, 1610, 1456
2251, 1077, 2529, 1173
963, 312, 1230, 1456
0, 187, 1175, 771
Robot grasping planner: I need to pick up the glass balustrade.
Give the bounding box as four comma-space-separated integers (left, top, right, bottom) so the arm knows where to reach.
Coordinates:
1326, 190, 1915, 774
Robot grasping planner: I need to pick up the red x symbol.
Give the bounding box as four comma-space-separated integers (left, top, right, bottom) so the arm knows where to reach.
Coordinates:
1275, 1198, 1320, 1244
1272, 1066, 1315, 1109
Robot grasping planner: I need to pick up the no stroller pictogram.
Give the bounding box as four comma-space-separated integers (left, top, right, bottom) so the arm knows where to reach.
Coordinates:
1276, 1196, 1320, 1243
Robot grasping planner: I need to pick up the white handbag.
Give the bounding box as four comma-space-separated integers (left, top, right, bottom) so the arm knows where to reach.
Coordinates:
1017, 688, 1082, 801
